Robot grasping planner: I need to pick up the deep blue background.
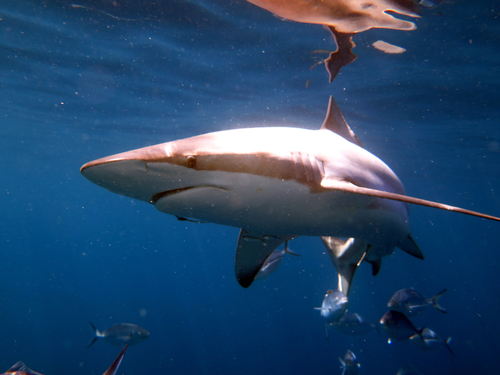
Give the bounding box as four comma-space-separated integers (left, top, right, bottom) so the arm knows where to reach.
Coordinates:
1, 1, 499, 374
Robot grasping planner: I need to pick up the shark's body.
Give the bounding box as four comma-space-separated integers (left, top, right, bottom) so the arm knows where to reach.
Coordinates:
81, 97, 499, 288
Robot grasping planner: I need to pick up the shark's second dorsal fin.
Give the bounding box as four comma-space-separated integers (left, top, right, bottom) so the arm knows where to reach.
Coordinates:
320, 96, 363, 148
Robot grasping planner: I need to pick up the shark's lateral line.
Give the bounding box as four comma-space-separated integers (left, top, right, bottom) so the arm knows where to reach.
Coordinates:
81, 97, 500, 288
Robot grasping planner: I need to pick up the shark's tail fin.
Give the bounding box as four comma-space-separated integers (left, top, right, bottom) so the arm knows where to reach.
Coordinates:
431, 289, 448, 314
87, 322, 102, 348
283, 241, 301, 257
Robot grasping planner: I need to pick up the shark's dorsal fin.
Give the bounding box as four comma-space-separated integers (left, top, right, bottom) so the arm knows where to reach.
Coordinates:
320, 178, 500, 223
235, 230, 292, 288
320, 96, 363, 148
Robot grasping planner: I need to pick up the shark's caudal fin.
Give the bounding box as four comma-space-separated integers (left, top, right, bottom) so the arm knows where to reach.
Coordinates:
322, 237, 367, 296
103, 345, 128, 375
320, 178, 500, 223
235, 230, 293, 288
320, 96, 363, 147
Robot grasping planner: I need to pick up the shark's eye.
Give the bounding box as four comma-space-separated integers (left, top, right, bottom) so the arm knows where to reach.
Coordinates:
186, 155, 196, 168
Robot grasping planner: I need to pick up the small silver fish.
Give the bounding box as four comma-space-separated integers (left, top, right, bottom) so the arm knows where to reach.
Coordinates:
87, 322, 150, 347
254, 241, 300, 280
330, 312, 377, 336
388, 288, 447, 316
410, 327, 455, 356
339, 350, 360, 375
380, 310, 423, 344
315, 289, 348, 323
0, 362, 43, 375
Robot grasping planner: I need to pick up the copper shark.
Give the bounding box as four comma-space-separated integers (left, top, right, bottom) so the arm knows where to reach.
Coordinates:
80, 97, 500, 288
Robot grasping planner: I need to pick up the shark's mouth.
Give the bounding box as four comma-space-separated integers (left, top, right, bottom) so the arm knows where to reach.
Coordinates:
150, 185, 228, 204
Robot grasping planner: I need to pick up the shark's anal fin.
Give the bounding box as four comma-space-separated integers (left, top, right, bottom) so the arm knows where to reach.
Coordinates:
322, 236, 368, 297
235, 230, 292, 288
320, 178, 500, 223
367, 257, 382, 276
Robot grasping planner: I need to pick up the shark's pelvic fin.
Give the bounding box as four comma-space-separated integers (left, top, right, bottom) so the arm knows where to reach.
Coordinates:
398, 235, 424, 259
322, 236, 368, 296
235, 230, 291, 288
320, 96, 363, 148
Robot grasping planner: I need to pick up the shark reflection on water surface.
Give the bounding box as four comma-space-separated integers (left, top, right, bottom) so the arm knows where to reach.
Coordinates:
80, 97, 500, 289
245, 0, 425, 82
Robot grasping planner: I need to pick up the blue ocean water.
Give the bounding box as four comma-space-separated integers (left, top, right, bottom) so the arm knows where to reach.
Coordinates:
1, 0, 499, 374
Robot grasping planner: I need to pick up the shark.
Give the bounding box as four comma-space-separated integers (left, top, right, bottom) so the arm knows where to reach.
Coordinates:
80, 96, 500, 288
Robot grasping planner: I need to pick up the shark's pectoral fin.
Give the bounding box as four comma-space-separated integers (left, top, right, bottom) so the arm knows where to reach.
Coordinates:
322, 237, 368, 296
320, 177, 356, 190
235, 230, 292, 288
398, 235, 424, 259
321, 177, 500, 223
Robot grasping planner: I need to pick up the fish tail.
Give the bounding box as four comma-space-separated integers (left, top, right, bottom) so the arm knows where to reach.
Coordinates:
283, 241, 301, 257
445, 337, 455, 357
431, 289, 448, 314
87, 322, 102, 348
